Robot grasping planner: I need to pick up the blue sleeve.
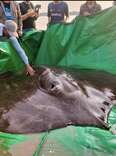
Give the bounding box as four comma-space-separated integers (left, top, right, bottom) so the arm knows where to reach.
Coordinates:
9, 36, 29, 65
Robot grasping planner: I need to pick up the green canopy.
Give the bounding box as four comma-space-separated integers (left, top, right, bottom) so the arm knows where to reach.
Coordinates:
0, 6, 116, 156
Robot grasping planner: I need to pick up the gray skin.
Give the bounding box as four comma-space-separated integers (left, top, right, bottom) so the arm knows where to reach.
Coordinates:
0, 67, 116, 134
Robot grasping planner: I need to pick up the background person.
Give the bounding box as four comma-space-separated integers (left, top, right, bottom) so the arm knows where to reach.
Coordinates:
0, 1, 34, 75
48, 0, 69, 24
0, 0, 22, 36
2, 20, 35, 76
80, 1, 102, 16
19, 0, 40, 32
113, 1, 116, 6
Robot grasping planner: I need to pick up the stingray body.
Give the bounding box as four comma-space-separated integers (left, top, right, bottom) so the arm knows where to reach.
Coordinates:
0, 66, 116, 134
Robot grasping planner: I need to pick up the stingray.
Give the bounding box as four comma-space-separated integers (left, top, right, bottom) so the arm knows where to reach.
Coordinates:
0, 66, 116, 134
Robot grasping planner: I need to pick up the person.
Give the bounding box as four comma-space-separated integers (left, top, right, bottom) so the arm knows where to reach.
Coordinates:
113, 1, 116, 6
47, 0, 69, 24
1, 20, 35, 76
0, 1, 34, 76
80, 1, 102, 16
19, 0, 40, 31
0, 0, 22, 35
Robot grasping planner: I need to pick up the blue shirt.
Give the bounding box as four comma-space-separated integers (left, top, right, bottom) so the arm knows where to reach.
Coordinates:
48, 2, 69, 24
3, 3, 15, 20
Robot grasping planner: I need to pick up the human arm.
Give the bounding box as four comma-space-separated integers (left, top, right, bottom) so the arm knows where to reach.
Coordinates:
34, 4, 41, 19
9, 36, 29, 65
113, 1, 116, 6
0, 23, 5, 37
0, 3, 4, 24
82, 11, 91, 16
95, 4, 102, 13
64, 2, 69, 22
21, 9, 36, 21
15, 2, 23, 36
9, 36, 35, 76
47, 4, 51, 24
48, 17, 51, 24
21, 3, 39, 21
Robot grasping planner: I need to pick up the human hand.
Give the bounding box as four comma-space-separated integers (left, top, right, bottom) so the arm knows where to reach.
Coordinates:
18, 30, 23, 37
83, 12, 91, 16
27, 9, 36, 17
26, 64, 35, 76
35, 12, 39, 18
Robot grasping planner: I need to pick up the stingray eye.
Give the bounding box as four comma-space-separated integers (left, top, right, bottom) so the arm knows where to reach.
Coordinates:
38, 73, 59, 94
50, 82, 56, 89
103, 101, 110, 106
48, 81, 59, 90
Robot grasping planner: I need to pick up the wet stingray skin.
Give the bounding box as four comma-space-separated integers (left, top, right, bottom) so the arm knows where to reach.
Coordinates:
0, 66, 116, 134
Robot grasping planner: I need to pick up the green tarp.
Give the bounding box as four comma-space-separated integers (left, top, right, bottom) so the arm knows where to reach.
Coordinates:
0, 29, 44, 74
35, 6, 116, 74
0, 6, 116, 156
